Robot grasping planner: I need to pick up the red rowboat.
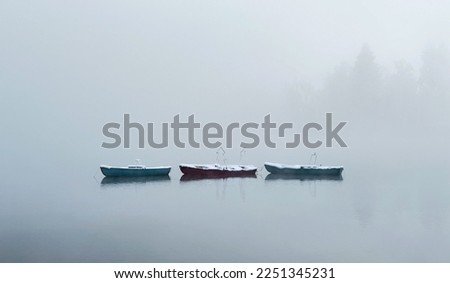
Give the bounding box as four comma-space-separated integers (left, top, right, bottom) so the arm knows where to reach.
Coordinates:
179, 164, 257, 177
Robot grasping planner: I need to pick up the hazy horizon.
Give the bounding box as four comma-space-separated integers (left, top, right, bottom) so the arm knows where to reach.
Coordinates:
1, 0, 449, 263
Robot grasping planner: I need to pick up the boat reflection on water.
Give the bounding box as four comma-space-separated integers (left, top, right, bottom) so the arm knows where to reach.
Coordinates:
265, 174, 343, 181
100, 175, 171, 187
180, 174, 257, 182
179, 174, 256, 202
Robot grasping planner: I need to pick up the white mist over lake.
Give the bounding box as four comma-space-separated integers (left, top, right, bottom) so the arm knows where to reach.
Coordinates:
0, 0, 449, 262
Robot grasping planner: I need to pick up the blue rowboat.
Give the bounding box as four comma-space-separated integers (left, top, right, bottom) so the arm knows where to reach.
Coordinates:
264, 162, 343, 176
100, 165, 171, 177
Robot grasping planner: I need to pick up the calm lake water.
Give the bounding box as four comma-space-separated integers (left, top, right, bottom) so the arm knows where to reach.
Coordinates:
3, 0, 450, 264
1, 138, 449, 262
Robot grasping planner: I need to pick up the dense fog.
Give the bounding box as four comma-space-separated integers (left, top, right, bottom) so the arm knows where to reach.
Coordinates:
1, 0, 450, 263
0, 0, 449, 167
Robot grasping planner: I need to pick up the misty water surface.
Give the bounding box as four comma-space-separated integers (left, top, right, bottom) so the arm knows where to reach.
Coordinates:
1, 0, 449, 262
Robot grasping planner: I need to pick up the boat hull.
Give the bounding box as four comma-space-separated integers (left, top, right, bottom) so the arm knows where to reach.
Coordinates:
180, 174, 257, 182
179, 165, 257, 177
265, 173, 343, 181
100, 166, 171, 177
264, 162, 343, 176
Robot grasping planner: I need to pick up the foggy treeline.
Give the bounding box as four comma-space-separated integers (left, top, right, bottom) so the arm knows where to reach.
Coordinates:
287, 44, 450, 134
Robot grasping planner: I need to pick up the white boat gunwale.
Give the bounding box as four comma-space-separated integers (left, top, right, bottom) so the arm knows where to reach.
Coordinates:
264, 162, 343, 170
179, 163, 257, 171
100, 165, 171, 170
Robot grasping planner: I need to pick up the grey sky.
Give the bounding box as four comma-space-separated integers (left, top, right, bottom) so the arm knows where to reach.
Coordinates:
0, 0, 449, 165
